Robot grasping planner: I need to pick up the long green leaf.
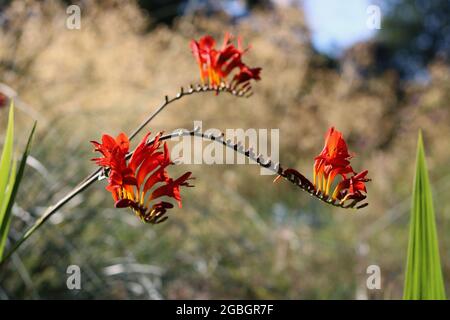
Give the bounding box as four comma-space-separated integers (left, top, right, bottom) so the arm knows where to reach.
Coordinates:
0, 119, 36, 259
0, 161, 16, 257
0, 101, 14, 214
403, 131, 446, 300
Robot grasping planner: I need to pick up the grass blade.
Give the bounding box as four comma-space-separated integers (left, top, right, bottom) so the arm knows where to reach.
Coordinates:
0, 161, 16, 257
403, 131, 446, 299
0, 119, 36, 259
0, 101, 14, 215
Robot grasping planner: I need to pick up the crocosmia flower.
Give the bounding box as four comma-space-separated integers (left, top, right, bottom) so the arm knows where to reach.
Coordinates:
190, 33, 261, 90
313, 127, 352, 195
313, 127, 370, 204
91, 132, 193, 224
332, 170, 370, 203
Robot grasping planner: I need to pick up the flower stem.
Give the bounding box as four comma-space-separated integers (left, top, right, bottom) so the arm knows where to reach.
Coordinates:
79, 83, 248, 185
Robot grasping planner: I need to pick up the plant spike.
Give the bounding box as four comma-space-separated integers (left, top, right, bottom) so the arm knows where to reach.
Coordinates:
403, 131, 446, 300
0, 100, 36, 259
120, 128, 369, 210
80, 83, 248, 185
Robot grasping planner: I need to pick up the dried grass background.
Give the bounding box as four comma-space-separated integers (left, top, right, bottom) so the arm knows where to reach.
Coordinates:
0, 0, 449, 299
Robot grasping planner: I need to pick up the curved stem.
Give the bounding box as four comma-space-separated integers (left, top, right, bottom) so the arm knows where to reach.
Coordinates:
128, 83, 250, 141
159, 130, 367, 210
1, 125, 367, 265
79, 82, 249, 185
0, 173, 97, 264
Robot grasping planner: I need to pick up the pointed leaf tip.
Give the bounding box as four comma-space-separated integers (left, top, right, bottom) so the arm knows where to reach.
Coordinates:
403, 131, 446, 300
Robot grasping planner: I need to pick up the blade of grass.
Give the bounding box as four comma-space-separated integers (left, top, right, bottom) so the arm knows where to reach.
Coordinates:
0, 102, 14, 214
0, 121, 36, 258
0, 102, 15, 258
0, 161, 16, 257
403, 131, 446, 300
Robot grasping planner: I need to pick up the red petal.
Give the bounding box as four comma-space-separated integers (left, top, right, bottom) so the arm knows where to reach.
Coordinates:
128, 132, 153, 171
115, 132, 130, 153
150, 172, 193, 207
135, 151, 165, 187
143, 166, 170, 194
115, 198, 134, 208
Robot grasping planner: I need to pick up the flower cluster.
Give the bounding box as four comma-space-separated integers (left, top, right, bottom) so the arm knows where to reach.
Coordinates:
91, 132, 193, 224
313, 127, 370, 204
190, 33, 261, 90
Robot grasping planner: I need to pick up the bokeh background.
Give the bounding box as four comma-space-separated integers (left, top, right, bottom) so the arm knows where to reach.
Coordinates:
0, 0, 449, 299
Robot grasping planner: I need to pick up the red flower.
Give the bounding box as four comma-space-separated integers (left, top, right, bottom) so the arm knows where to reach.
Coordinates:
313, 127, 353, 195
313, 127, 370, 203
233, 65, 262, 87
91, 133, 129, 169
332, 170, 370, 203
91, 132, 193, 224
190, 33, 261, 89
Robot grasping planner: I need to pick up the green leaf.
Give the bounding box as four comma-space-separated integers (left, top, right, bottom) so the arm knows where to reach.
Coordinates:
0, 101, 14, 213
0, 99, 37, 259
403, 131, 446, 300
0, 120, 36, 259
0, 160, 16, 257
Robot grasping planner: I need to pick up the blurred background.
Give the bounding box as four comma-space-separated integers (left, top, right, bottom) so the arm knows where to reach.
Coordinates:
0, 0, 449, 299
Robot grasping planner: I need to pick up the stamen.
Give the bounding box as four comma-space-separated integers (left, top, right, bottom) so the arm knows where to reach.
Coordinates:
313, 166, 317, 187
325, 172, 333, 196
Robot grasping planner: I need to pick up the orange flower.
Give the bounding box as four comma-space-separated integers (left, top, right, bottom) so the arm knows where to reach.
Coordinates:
190, 33, 261, 89
313, 127, 353, 195
91, 133, 129, 169
313, 127, 370, 203
91, 132, 193, 224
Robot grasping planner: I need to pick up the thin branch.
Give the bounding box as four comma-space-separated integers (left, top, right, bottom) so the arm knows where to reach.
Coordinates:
79, 82, 249, 185
128, 82, 251, 141
154, 129, 368, 210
